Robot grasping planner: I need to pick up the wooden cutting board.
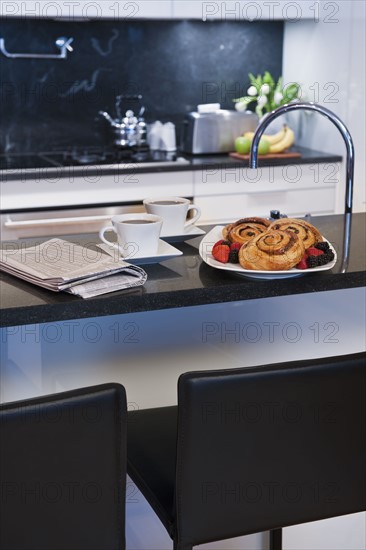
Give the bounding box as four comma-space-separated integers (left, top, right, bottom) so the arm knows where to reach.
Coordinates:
229, 151, 302, 160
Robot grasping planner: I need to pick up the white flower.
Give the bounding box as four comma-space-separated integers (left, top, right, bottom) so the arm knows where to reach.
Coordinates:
260, 83, 270, 95
274, 91, 284, 105
235, 101, 247, 112
247, 85, 258, 97
257, 95, 268, 107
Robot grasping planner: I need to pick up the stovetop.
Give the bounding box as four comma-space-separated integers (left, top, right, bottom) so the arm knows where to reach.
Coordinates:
0, 147, 187, 171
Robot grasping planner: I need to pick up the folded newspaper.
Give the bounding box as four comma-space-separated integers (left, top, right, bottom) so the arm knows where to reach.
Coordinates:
0, 238, 147, 299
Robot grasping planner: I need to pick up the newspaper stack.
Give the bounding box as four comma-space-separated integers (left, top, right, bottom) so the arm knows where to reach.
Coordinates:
0, 238, 147, 299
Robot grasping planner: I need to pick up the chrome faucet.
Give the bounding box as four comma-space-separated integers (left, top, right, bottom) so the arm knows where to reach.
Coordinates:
249, 102, 355, 215
249, 102, 355, 272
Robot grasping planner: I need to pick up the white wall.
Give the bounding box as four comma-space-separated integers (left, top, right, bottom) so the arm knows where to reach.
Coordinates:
283, 0, 366, 213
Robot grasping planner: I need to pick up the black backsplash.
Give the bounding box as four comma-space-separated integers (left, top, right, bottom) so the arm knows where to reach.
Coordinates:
0, 18, 283, 153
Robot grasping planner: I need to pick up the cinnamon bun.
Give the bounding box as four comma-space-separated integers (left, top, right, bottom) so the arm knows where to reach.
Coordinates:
223, 217, 271, 244
239, 229, 305, 271
268, 218, 322, 249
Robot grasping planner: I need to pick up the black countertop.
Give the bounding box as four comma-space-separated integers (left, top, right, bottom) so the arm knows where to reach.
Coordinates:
185, 146, 342, 169
0, 147, 342, 181
0, 213, 365, 328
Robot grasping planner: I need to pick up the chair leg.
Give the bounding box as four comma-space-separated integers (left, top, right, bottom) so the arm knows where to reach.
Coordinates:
270, 528, 282, 550
173, 541, 192, 550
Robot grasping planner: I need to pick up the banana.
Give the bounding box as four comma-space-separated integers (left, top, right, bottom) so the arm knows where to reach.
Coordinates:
269, 126, 295, 153
244, 124, 288, 145
263, 125, 288, 145
243, 125, 295, 153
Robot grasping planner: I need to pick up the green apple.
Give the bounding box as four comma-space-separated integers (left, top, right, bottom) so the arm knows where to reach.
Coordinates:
258, 138, 270, 155
235, 136, 251, 154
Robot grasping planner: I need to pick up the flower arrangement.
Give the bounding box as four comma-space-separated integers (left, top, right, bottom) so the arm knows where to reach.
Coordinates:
234, 71, 301, 118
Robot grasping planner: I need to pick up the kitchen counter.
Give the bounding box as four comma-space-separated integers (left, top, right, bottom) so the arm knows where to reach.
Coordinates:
0, 146, 342, 181
1, 213, 365, 328
185, 146, 342, 169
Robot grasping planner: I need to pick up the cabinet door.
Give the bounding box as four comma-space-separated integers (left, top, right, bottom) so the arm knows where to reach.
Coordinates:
193, 163, 340, 224
0, 1, 172, 19
2, 1, 325, 19
172, 1, 322, 20
127, 0, 172, 19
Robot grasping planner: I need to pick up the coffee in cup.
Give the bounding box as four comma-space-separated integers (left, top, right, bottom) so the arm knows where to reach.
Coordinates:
143, 197, 201, 235
99, 213, 163, 258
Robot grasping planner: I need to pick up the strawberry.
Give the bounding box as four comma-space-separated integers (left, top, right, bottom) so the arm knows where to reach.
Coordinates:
212, 240, 230, 252
306, 247, 324, 257
296, 255, 309, 270
212, 244, 230, 263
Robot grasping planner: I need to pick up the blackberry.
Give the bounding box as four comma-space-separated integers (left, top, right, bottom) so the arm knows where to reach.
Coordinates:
315, 255, 329, 266
307, 255, 320, 268
229, 249, 240, 263
314, 241, 330, 252
307, 249, 335, 268
318, 250, 335, 265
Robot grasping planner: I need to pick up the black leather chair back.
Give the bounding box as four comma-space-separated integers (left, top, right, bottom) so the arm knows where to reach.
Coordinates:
0, 383, 127, 550
175, 353, 366, 547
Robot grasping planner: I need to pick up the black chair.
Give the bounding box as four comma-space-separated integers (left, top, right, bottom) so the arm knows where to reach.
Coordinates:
0, 383, 127, 550
127, 352, 366, 550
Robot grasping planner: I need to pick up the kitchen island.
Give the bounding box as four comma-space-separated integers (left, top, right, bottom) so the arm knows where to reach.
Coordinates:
1, 213, 365, 550
1, 213, 365, 328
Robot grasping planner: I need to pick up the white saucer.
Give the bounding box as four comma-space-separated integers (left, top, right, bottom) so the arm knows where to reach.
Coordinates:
122, 239, 182, 265
98, 239, 182, 265
160, 226, 206, 242
199, 226, 337, 280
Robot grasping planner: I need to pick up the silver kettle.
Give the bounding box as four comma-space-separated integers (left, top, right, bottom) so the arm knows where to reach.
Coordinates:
99, 96, 147, 149
99, 110, 129, 148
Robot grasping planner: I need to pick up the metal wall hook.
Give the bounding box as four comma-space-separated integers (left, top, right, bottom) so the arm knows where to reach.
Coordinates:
0, 36, 74, 59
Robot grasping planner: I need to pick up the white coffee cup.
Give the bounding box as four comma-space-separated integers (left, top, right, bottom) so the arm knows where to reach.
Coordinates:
143, 197, 201, 235
99, 213, 163, 258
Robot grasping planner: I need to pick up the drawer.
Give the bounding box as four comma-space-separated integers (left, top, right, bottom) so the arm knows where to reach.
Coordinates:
0, 205, 145, 240
1, 170, 195, 211
195, 187, 337, 225
194, 163, 340, 196
245, 188, 336, 217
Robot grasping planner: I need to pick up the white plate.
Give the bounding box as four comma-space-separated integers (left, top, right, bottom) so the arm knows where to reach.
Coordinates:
199, 226, 337, 280
160, 226, 206, 242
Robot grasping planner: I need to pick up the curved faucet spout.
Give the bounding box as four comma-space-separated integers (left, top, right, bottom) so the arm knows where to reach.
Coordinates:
249, 102, 355, 215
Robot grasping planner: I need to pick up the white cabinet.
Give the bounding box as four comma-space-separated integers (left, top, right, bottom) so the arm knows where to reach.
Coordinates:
193, 163, 342, 224
0, 169, 195, 211
0, 1, 172, 19
0, 163, 341, 226
172, 1, 323, 21
0, 1, 333, 21
123, 1, 172, 19
0, 168, 195, 239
